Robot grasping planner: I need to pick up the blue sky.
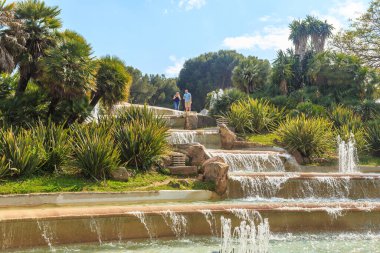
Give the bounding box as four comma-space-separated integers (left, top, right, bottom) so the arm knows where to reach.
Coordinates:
44, 0, 371, 77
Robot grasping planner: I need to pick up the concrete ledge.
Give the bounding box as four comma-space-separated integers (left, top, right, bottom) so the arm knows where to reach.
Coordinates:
0, 190, 218, 208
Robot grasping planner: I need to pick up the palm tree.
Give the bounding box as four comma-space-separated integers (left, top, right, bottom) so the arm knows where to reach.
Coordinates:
0, 0, 26, 73
307, 16, 333, 53
289, 19, 309, 57
272, 50, 293, 95
38, 30, 95, 117
15, 0, 61, 95
89, 56, 132, 110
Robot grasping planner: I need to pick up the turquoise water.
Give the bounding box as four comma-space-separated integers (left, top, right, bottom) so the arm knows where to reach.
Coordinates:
12, 233, 380, 253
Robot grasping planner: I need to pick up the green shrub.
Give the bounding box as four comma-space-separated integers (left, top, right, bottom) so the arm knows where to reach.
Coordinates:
33, 121, 71, 173
275, 116, 334, 160
329, 105, 362, 129
206, 88, 247, 116
270, 95, 297, 110
290, 102, 327, 118
366, 120, 380, 156
70, 124, 121, 181
114, 107, 170, 171
354, 99, 380, 121
336, 124, 367, 152
0, 128, 45, 177
226, 98, 284, 134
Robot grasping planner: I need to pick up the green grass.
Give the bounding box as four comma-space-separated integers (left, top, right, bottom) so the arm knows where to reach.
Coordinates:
359, 154, 380, 166
247, 133, 278, 146
0, 172, 215, 195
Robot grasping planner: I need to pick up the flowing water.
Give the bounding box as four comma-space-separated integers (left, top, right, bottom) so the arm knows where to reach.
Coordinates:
167, 131, 197, 144
209, 152, 284, 172
338, 135, 358, 173
160, 210, 188, 238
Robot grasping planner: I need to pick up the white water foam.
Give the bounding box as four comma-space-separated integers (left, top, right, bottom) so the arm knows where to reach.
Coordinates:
37, 220, 56, 252
167, 131, 197, 144
338, 134, 359, 173
220, 209, 270, 253
129, 211, 154, 239
210, 152, 284, 172
200, 209, 217, 236
161, 210, 188, 238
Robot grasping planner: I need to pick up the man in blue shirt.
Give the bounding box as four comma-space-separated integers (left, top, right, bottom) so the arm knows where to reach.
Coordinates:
183, 89, 192, 112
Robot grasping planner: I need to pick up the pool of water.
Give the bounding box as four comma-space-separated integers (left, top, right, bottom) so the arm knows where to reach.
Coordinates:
11, 232, 380, 253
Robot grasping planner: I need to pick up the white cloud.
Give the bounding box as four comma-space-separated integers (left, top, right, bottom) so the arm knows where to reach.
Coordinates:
165, 55, 186, 77
331, 0, 366, 19
311, 0, 367, 31
223, 26, 291, 51
178, 0, 206, 11
259, 15, 271, 22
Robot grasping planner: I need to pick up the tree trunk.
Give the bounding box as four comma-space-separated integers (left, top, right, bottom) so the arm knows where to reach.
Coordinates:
280, 79, 288, 95
47, 97, 60, 117
16, 67, 31, 96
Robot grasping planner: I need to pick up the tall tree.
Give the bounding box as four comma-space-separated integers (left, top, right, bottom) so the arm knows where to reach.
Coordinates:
272, 50, 294, 95
334, 0, 380, 68
307, 16, 333, 53
289, 19, 309, 57
38, 30, 94, 118
89, 56, 132, 110
0, 0, 26, 73
15, 0, 61, 95
177, 50, 243, 111
232, 56, 271, 94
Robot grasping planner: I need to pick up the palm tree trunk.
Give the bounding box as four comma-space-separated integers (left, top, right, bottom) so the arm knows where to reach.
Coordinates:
16, 66, 31, 96
47, 97, 59, 117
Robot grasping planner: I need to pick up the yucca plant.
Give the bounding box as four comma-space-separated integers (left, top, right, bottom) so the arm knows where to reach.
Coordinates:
32, 120, 71, 173
329, 105, 362, 129
226, 98, 284, 134
275, 115, 334, 161
114, 106, 170, 171
70, 124, 121, 181
366, 120, 380, 156
0, 155, 10, 179
0, 128, 45, 177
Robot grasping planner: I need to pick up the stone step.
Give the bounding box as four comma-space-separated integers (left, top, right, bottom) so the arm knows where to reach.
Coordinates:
168, 166, 198, 176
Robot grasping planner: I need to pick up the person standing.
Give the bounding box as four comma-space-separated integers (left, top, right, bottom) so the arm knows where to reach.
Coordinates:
183, 89, 192, 112
173, 92, 181, 110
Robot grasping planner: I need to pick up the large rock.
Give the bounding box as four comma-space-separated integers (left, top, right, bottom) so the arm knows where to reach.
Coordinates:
174, 143, 211, 166
184, 113, 198, 130
197, 114, 217, 128
202, 160, 229, 196
110, 167, 130, 182
219, 124, 237, 149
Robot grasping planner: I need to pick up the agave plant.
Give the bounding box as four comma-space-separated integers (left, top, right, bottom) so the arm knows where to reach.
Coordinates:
329, 105, 362, 129
275, 115, 334, 161
366, 120, 380, 156
113, 106, 170, 171
70, 124, 121, 181
226, 98, 284, 134
32, 120, 71, 173
0, 127, 45, 177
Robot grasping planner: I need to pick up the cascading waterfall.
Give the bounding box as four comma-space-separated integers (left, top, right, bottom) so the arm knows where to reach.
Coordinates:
200, 209, 217, 236
167, 131, 197, 144
210, 152, 284, 172
89, 217, 102, 245
37, 220, 56, 252
229, 175, 292, 198
338, 134, 358, 173
161, 210, 188, 238
228, 175, 365, 199
129, 211, 154, 239
220, 209, 270, 253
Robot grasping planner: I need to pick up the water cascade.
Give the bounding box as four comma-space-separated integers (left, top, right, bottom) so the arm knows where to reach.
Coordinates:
161, 210, 188, 238
89, 217, 102, 245
129, 211, 154, 239
338, 134, 358, 173
219, 214, 270, 253
168, 131, 197, 144
200, 209, 217, 236
37, 220, 56, 252
210, 152, 284, 172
